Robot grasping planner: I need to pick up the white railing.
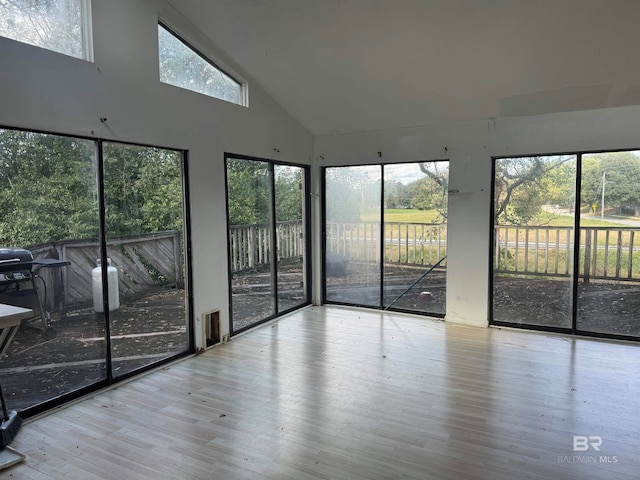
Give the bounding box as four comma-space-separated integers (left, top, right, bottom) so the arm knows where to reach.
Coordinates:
494, 225, 640, 282
229, 221, 304, 272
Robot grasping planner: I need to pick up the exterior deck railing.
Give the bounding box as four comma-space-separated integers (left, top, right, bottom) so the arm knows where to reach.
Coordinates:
229, 221, 304, 272
325, 222, 447, 268
494, 225, 640, 282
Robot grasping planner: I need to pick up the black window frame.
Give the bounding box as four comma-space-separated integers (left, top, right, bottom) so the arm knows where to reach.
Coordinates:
0, 123, 195, 418
224, 153, 312, 337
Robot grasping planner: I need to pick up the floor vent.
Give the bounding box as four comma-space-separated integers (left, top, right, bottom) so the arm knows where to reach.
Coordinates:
202, 309, 220, 349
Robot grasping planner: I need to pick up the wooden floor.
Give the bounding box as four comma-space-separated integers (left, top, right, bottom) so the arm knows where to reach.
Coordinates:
6, 306, 640, 479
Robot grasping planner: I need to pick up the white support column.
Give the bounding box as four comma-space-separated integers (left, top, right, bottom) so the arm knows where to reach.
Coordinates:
444, 144, 492, 327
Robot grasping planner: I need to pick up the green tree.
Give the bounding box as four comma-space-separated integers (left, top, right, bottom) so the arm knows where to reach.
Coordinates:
541, 161, 575, 209
0, 129, 98, 246
416, 162, 448, 219
580, 155, 602, 211
325, 167, 365, 223
407, 177, 439, 211
598, 152, 640, 214
494, 156, 574, 225
158, 24, 241, 104
384, 180, 402, 209
275, 166, 303, 222
0, 0, 86, 58
0, 130, 185, 248
226, 159, 270, 225
580, 152, 640, 215
103, 143, 183, 236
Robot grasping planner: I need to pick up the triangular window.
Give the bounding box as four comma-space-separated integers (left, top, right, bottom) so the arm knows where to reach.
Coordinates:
158, 23, 244, 105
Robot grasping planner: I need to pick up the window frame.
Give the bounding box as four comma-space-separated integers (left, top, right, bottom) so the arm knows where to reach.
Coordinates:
0, 0, 93, 61
157, 20, 247, 106
489, 147, 640, 343
224, 153, 311, 336
0, 122, 194, 417
321, 160, 449, 317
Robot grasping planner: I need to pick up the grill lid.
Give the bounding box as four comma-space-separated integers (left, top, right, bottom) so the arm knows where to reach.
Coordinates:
0, 247, 34, 272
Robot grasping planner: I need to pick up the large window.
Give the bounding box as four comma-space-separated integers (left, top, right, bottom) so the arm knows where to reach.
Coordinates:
492, 151, 640, 340
0, 0, 92, 60
324, 161, 448, 316
225, 155, 309, 333
102, 142, 190, 377
492, 155, 577, 330
383, 162, 447, 315
0, 128, 191, 415
158, 23, 243, 105
325, 165, 381, 307
577, 151, 640, 337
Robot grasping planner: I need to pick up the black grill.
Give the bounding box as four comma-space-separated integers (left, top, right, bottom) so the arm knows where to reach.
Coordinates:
0, 248, 69, 339
0, 247, 34, 278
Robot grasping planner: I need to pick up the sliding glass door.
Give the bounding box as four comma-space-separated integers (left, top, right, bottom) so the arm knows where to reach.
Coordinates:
325, 166, 381, 307
323, 161, 448, 316
0, 130, 107, 412
103, 142, 189, 377
492, 150, 640, 340
0, 128, 191, 414
226, 156, 309, 334
383, 162, 448, 315
275, 165, 308, 313
492, 155, 577, 329
576, 151, 640, 337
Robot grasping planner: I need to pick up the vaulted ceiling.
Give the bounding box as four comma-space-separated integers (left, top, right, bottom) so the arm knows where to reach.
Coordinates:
167, 0, 640, 135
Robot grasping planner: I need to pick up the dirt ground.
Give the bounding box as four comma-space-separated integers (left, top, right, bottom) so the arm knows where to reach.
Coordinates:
494, 276, 640, 336
1, 287, 187, 411
233, 262, 640, 339
5, 269, 638, 412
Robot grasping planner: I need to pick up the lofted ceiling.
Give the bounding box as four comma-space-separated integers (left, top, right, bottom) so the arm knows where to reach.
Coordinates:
167, 0, 640, 135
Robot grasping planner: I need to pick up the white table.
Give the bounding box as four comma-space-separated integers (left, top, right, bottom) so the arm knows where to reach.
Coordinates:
0, 303, 34, 326
0, 304, 33, 356
0, 303, 32, 469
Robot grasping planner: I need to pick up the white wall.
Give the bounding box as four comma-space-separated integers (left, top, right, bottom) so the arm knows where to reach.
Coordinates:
0, 0, 313, 346
3, 0, 640, 334
314, 105, 640, 326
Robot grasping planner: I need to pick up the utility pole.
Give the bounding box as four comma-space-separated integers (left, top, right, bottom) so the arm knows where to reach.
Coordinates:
601, 171, 606, 220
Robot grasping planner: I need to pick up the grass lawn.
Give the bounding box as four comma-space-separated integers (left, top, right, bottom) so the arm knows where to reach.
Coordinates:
533, 213, 629, 228
361, 209, 632, 228
361, 209, 444, 223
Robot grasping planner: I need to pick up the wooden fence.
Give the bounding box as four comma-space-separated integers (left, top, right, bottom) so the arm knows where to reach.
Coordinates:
494, 225, 640, 282
326, 222, 448, 267
229, 221, 304, 272
230, 221, 448, 271
28, 230, 183, 312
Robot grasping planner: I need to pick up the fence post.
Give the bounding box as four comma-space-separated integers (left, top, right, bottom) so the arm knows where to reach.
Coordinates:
583, 228, 591, 284
248, 225, 256, 269
628, 230, 635, 279
174, 230, 184, 288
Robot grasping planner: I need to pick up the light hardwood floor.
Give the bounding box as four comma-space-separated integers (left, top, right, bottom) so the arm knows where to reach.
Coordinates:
6, 306, 640, 479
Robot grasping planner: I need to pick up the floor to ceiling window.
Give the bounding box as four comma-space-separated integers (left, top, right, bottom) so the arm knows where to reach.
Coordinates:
323, 161, 448, 316
324, 165, 382, 307
225, 155, 310, 334
103, 142, 190, 377
383, 162, 448, 315
0, 128, 191, 415
492, 150, 640, 340
492, 155, 577, 329
576, 151, 640, 337
275, 164, 308, 313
